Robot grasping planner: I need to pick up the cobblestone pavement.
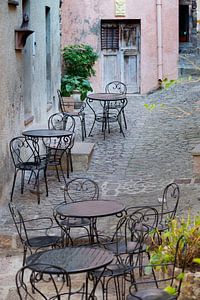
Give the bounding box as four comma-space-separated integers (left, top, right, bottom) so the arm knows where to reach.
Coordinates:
1, 80, 200, 298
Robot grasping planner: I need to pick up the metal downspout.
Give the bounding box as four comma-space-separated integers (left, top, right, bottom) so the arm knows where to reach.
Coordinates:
156, 0, 163, 81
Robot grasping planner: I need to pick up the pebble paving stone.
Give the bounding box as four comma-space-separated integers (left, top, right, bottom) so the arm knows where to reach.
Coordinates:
1, 80, 200, 299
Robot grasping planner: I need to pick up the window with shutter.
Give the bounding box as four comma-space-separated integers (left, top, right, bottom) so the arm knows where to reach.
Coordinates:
101, 23, 119, 50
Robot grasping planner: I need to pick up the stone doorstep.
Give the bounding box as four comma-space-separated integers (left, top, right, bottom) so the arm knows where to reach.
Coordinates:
49, 142, 95, 172
191, 144, 200, 156
191, 144, 200, 176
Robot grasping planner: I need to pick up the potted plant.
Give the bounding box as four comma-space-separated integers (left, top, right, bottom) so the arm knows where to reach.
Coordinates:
61, 44, 98, 102
149, 213, 200, 299
61, 75, 93, 101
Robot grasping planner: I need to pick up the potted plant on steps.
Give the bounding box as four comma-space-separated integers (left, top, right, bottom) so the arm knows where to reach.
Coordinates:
60, 44, 98, 108
148, 212, 200, 300
61, 75, 93, 108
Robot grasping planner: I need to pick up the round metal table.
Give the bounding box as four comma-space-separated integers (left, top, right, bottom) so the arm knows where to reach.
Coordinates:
22, 128, 72, 138
26, 246, 114, 299
56, 200, 125, 218
56, 200, 125, 243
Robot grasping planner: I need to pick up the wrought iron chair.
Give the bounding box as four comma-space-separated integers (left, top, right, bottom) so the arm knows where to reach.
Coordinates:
126, 235, 187, 300
105, 81, 128, 129
57, 89, 87, 141
87, 96, 128, 139
47, 113, 76, 182
157, 182, 180, 232
54, 177, 99, 246
9, 136, 48, 204
91, 206, 159, 300
46, 113, 76, 183
9, 202, 62, 266
16, 263, 84, 299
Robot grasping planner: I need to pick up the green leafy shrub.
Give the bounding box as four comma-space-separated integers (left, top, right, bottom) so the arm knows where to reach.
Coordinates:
150, 213, 200, 270
62, 44, 98, 78
61, 75, 93, 101
61, 44, 98, 100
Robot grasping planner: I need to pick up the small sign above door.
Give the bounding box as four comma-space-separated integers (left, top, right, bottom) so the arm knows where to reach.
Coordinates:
115, 0, 126, 16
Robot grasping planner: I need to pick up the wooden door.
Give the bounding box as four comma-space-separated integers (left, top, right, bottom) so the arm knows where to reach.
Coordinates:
101, 22, 140, 93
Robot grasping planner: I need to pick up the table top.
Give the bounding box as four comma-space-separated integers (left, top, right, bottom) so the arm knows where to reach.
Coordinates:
87, 93, 126, 101
26, 246, 114, 274
22, 128, 72, 138
56, 200, 125, 218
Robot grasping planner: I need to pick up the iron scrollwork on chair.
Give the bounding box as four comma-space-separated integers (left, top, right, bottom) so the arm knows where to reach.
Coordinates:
126, 235, 187, 300
46, 113, 76, 182
57, 89, 87, 141
9, 136, 48, 204
157, 182, 180, 232
8, 202, 62, 266
54, 177, 99, 246
105, 81, 128, 129
90, 206, 159, 300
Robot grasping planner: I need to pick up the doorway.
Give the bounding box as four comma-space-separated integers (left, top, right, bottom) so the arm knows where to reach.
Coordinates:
101, 20, 140, 93
179, 5, 189, 42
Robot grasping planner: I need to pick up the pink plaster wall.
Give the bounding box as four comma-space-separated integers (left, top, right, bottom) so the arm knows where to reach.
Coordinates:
61, 0, 178, 94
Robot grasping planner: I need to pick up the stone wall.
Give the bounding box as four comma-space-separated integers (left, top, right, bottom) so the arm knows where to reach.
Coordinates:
0, 0, 61, 205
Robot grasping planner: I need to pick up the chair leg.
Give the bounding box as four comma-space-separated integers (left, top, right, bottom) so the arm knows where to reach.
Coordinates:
59, 163, 67, 184
81, 119, 85, 142
22, 246, 28, 266
55, 165, 61, 182
88, 119, 96, 137
28, 171, 33, 184
118, 119, 125, 137
44, 168, 48, 197
83, 117, 87, 138
21, 170, 25, 194
68, 150, 73, 172
122, 109, 127, 129
10, 171, 17, 201
35, 171, 40, 205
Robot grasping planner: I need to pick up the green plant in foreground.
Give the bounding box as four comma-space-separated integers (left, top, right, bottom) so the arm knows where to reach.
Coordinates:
150, 212, 200, 269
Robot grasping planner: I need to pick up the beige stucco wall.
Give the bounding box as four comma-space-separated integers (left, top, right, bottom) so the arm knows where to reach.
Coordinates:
61, 0, 179, 94
0, 0, 61, 205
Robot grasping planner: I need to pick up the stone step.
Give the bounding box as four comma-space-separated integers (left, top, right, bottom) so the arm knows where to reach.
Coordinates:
191, 144, 200, 177
71, 142, 95, 171
47, 142, 95, 172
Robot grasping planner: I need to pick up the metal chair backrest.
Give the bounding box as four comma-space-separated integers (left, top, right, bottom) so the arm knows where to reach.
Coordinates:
111, 206, 159, 256
8, 202, 28, 246
64, 177, 99, 203
128, 235, 187, 297
105, 81, 127, 95
16, 263, 71, 299
10, 136, 41, 167
152, 235, 187, 290
48, 112, 76, 132
160, 182, 180, 224
57, 89, 66, 114
126, 206, 159, 235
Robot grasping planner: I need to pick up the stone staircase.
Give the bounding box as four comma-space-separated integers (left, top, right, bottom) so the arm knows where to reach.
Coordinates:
178, 34, 200, 77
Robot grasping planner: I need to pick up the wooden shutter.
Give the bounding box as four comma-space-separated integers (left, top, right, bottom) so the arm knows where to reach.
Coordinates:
101, 23, 119, 50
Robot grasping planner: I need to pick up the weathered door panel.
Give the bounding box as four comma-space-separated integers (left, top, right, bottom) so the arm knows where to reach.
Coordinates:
103, 52, 120, 88
123, 52, 139, 93
102, 21, 140, 93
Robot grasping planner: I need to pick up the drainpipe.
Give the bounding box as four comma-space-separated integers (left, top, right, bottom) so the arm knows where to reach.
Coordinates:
156, 0, 163, 81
